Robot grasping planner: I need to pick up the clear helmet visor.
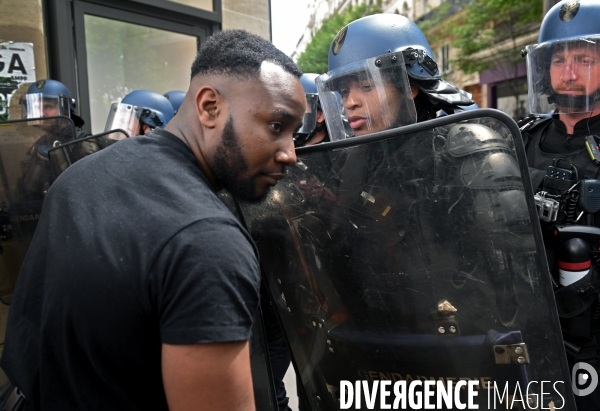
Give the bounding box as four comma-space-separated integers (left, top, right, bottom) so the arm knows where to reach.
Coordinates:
104, 102, 142, 140
20, 94, 70, 119
526, 35, 600, 114
316, 51, 417, 141
296, 94, 319, 136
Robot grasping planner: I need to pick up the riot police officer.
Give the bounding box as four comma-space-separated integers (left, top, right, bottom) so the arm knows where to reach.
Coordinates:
294, 73, 329, 147
315, 11, 528, 326
18, 79, 88, 199
309, 12, 539, 404
163, 90, 185, 116
521, 0, 600, 407
105, 89, 174, 138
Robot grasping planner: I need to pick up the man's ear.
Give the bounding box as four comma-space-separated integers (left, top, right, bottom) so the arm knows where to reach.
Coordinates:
195, 86, 222, 128
316, 109, 325, 124
409, 81, 419, 98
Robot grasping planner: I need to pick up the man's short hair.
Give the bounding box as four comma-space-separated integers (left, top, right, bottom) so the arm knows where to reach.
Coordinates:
190, 29, 302, 80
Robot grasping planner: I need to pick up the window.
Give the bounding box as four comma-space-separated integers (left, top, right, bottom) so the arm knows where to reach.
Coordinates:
48, 0, 216, 134
83, 16, 197, 133
166, 0, 213, 12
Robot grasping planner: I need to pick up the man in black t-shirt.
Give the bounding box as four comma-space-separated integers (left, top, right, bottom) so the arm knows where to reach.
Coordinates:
0, 30, 305, 411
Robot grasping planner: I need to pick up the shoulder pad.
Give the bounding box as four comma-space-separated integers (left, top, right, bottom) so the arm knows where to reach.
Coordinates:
446, 123, 511, 158
518, 115, 549, 132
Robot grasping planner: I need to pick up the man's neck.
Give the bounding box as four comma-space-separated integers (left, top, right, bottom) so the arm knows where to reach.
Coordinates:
559, 107, 600, 134
165, 117, 219, 190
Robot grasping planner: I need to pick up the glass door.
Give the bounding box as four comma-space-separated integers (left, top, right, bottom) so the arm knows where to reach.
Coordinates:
71, 1, 214, 133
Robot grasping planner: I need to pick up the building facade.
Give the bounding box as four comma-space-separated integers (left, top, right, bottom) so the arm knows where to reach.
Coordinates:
0, 0, 271, 135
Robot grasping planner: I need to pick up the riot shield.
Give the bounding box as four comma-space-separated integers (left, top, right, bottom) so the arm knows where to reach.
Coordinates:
48, 128, 129, 176
0, 116, 76, 306
239, 109, 576, 410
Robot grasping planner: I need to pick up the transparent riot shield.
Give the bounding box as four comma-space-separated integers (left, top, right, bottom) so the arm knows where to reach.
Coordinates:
48, 128, 129, 176
239, 109, 576, 410
0, 116, 76, 352
0, 116, 76, 303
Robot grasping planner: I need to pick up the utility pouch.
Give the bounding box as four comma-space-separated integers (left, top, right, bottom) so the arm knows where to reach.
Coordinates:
542, 160, 579, 196
542, 175, 577, 194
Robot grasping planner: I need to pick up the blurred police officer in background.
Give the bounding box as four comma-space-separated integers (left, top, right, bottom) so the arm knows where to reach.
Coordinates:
521, 1, 600, 408
105, 89, 174, 139
18, 79, 89, 199
293, 73, 329, 147
50, 89, 176, 173
163, 90, 186, 117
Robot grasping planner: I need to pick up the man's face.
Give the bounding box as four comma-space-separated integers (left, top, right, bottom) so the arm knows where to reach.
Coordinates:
211, 62, 305, 202
550, 45, 600, 105
340, 76, 403, 137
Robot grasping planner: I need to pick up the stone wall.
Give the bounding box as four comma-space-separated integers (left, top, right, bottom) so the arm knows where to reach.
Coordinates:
222, 0, 271, 40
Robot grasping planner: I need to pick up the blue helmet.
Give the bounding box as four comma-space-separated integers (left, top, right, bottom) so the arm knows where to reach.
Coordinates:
300, 73, 319, 95
329, 14, 439, 82
539, 0, 600, 44
22, 79, 84, 127
121, 90, 174, 128
295, 73, 322, 146
163, 90, 185, 115
327, 14, 473, 113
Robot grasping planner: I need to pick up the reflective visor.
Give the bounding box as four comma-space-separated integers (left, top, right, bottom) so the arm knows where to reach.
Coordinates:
104, 102, 142, 140
526, 35, 600, 114
20, 94, 70, 119
316, 51, 417, 141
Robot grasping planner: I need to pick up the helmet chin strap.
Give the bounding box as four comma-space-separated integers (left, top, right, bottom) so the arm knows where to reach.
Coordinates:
547, 87, 600, 111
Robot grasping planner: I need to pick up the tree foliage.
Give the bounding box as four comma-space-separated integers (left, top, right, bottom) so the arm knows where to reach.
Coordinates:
296, 1, 383, 74
445, 0, 543, 74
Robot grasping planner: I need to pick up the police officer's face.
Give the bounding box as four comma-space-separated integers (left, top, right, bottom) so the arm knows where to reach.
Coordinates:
28, 98, 60, 119
211, 62, 305, 202
550, 46, 600, 101
340, 77, 403, 136
33, 99, 64, 132
41, 99, 60, 117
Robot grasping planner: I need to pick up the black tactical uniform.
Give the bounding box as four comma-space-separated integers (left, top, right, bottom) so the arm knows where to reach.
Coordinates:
522, 113, 600, 409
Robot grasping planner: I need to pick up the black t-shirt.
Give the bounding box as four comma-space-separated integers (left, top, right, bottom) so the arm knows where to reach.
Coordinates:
1, 129, 261, 410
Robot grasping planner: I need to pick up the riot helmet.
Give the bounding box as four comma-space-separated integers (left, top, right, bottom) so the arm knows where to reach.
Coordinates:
318, 50, 418, 141
104, 90, 174, 138
20, 79, 85, 127
294, 73, 323, 146
163, 90, 185, 115
525, 0, 600, 114
326, 15, 472, 133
